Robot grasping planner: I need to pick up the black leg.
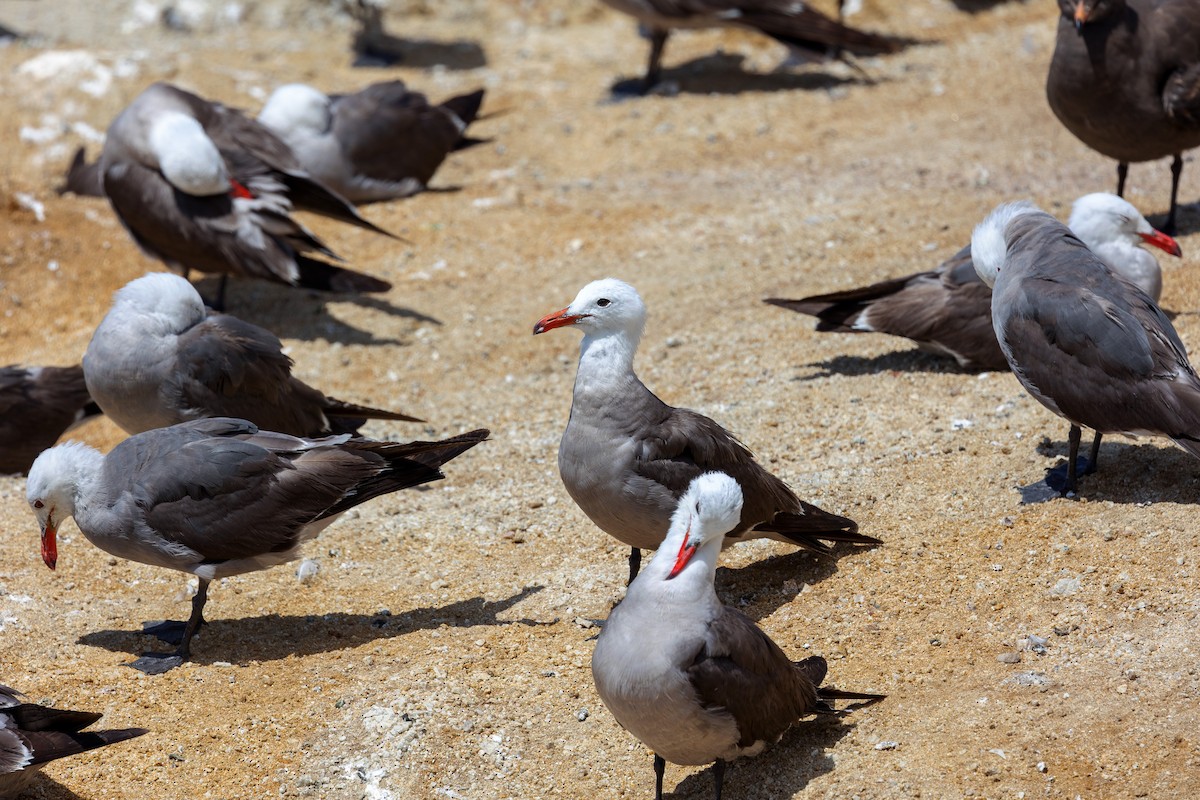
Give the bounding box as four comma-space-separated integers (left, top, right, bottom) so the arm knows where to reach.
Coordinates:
176, 578, 211, 660
1166, 154, 1183, 235
1066, 423, 1082, 494
645, 29, 668, 91
1116, 161, 1128, 197
654, 754, 666, 800
712, 759, 726, 800
1085, 431, 1103, 475
628, 547, 642, 585
129, 578, 211, 674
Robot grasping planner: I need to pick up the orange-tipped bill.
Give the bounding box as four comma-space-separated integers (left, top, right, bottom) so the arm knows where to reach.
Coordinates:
1073, 0, 1089, 28
41, 519, 57, 570
1139, 229, 1183, 257
533, 308, 586, 335
667, 526, 696, 579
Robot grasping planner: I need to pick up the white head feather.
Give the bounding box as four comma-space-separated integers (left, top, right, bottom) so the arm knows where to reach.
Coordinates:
970, 200, 1040, 287
148, 112, 229, 196
109, 272, 206, 334
258, 84, 332, 135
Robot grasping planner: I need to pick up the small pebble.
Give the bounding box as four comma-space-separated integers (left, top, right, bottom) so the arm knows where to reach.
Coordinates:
576, 708, 589, 721
874, 741, 899, 751
996, 652, 1022, 664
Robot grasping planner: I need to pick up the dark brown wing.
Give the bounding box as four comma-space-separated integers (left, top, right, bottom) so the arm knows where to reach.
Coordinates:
1164, 62, 1200, 126
0, 366, 98, 474
685, 606, 819, 749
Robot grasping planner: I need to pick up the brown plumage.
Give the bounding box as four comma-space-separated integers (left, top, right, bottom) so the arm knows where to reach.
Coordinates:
602, 0, 914, 91
1046, 0, 1200, 232
0, 685, 147, 799
0, 365, 99, 475
100, 82, 394, 296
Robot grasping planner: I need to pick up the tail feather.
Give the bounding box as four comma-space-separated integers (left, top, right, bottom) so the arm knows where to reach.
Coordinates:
57, 147, 105, 197
320, 429, 489, 518
25, 727, 148, 767
6, 704, 101, 733
295, 256, 392, 294
814, 687, 887, 714
281, 172, 400, 240
753, 502, 878, 553
440, 88, 485, 127
766, 290, 893, 333
744, 9, 916, 57
323, 397, 423, 427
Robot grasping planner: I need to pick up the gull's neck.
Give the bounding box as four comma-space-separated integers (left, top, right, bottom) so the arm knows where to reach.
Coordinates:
1091, 238, 1162, 301
574, 328, 641, 397
631, 517, 723, 612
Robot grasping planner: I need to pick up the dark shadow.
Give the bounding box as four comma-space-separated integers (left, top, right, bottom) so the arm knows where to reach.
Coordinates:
608, 52, 869, 98
21, 775, 89, 800
78, 585, 549, 667
1016, 437, 1200, 505
665, 717, 853, 798
353, 37, 487, 69
0, 22, 22, 41
950, 0, 1026, 12
797, 349, 980, 379
715, 545, 864, 621
1157, 205, 1200, 238
194, 276, 442, 346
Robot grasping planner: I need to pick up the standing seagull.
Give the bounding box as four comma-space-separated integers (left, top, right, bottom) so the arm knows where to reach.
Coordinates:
100, 82, 395, 301
533, 279, 875, 582
258, 81, 487, 204
83, 272, 420, 437
972, 200, 1200, 496
0, 365, 100, 475
1046, 0, 1200, 233
765, 193, 1182, 371
592, 472, 883, 799
601, 0, 910, 93
0, 684, 147, 799
26, 418, 488, 673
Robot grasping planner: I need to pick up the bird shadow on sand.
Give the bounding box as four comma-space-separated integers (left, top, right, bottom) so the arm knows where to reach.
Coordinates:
796, 349, 977, 379
78, 585, 549, 668
950, 0, 1019, 12
715, 543, 876, 622
352, 35, 487, 70
20, 776, 89, 800
196, 277, 442, 346
663, 718, 854, 798
1016, 438, 1200, 505
608, 52, 870, 98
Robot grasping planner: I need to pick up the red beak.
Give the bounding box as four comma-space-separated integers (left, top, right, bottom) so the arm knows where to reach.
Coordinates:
532, 307, 585, 335
41, 519, 57, 571
667, 525, 695, 579
1073, 0, 1089, 28
229, 178, 254, 200
1139, 229, 1183, 258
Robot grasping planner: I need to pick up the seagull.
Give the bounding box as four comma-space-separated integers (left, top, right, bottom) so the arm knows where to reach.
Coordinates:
592, 472, 884, 800
0, 365, 100, 475
765, 193, 1182, 371
601, 0, 911, 93
27, 418, 489, 673
0, 684, 147, 799
99, 82, 396, 303
533, 278, 876, 582
258, 81, 487, 204
1046, 0, 1200, 233
83, 272, 421, 437
972, 199, 1200, 496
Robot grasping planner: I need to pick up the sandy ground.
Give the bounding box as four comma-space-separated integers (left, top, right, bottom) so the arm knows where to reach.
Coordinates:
1, 0, 1199, 797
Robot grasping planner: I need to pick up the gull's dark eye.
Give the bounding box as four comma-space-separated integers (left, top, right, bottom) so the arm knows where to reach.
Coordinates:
596, 298, 611, 307
33, 500, 44, 509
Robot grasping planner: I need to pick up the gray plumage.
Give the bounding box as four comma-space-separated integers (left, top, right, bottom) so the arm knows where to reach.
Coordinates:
972, 200, 1200, 494
534, 279, 874, 580
0, 684, 146, 799
26, 418, 488, 670
602, 0, 911, 90
0, 365, 99, 475
83, 273, 420, 437
100, 82, 393, 294
766, 193, 1181, 371
592, 473, 882, 798
258, 81, 487, 204
1046, 0, 1200, 232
